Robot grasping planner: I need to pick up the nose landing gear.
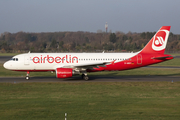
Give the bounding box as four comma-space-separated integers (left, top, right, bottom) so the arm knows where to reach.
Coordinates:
26, 71, 30, 80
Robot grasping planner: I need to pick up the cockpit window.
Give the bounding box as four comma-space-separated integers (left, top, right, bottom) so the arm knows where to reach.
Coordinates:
11, 58, 18, 61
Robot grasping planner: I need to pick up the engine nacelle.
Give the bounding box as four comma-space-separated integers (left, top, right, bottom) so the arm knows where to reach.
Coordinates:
56, 68, 73, 78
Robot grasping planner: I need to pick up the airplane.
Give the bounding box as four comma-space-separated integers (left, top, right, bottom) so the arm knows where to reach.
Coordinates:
3, 26, 173, 80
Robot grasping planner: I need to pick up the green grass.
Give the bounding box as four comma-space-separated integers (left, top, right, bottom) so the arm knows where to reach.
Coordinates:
166, 53, 180, 56
0, 82, 180, 120
0, 53, 19, 56
89, 68, 180, 76
152, 58, 180, 67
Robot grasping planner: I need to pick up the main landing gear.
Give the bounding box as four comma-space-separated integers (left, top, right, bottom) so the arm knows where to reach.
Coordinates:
82, 73, 89, 81
26, 71, 30, 80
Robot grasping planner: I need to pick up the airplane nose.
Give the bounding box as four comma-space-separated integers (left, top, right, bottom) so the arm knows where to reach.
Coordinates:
3, 62, 10, 69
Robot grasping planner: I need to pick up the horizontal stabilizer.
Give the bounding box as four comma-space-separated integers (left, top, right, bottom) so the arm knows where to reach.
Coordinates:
152, 56, 173, 60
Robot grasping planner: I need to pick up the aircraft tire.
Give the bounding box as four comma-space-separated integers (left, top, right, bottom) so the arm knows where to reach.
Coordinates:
82, 74, 89, 81
83, 75, 89, 81
26, 76, 29, 80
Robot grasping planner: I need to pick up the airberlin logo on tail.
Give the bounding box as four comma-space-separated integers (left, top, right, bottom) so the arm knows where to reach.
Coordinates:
155, 37, 164, 46
152, 30, 169, 51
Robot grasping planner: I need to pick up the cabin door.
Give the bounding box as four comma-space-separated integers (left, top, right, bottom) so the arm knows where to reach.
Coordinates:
137, 54, 142, 65
24, 55, 29, 65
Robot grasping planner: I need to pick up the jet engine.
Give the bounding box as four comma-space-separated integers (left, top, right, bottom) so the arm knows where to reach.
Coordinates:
56, 68, 74, 78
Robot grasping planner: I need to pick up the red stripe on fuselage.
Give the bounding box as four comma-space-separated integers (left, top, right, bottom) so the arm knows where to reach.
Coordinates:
87, 53, 173, 72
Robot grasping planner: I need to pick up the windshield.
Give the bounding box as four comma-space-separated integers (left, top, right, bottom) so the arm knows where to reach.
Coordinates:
11, 58, 18, 61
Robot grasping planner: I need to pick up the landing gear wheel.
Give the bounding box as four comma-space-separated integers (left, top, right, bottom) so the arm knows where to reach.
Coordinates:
84, 75, 89, 81
82, 74, 89, 81
26, 76, 29, 80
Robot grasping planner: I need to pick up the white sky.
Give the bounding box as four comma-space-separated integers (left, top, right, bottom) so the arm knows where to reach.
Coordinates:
0, 0, 180, 34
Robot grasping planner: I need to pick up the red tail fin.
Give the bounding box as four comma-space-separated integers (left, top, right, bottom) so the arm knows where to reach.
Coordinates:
140, 26, 171, 54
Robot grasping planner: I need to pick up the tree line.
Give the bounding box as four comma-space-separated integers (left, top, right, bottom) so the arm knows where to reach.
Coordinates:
0, 31, 180, 53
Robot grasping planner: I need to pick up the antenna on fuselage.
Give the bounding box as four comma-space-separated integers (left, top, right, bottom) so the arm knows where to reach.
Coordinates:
28, 51, 31, 53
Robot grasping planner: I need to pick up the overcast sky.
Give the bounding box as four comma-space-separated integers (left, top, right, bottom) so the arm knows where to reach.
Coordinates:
0, 0, 180, 34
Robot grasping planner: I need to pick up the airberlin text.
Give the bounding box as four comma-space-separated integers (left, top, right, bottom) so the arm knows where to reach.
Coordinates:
32, 55, 78, 64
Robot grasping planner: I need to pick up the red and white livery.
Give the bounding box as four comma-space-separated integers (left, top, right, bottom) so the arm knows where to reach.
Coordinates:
3, 26, 173, 80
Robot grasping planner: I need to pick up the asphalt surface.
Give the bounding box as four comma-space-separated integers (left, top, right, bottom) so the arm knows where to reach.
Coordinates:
0, 56, 12, 63
0, 56, 180, 83
0, 76, 179, 83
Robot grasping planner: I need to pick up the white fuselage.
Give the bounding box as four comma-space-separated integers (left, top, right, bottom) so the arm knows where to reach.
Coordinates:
4, 52, 137, 71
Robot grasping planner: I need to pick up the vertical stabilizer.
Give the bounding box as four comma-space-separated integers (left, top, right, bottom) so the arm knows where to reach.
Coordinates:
140, 26, 171, 54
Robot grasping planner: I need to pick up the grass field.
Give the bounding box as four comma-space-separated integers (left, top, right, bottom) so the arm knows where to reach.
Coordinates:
1, 53, 180, 119
0, 53, 19, 56
152, 58, 180, 67
0, 82, 180, 120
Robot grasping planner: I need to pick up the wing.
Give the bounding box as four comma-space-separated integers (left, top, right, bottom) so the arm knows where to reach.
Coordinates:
62, 62, 110, 71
